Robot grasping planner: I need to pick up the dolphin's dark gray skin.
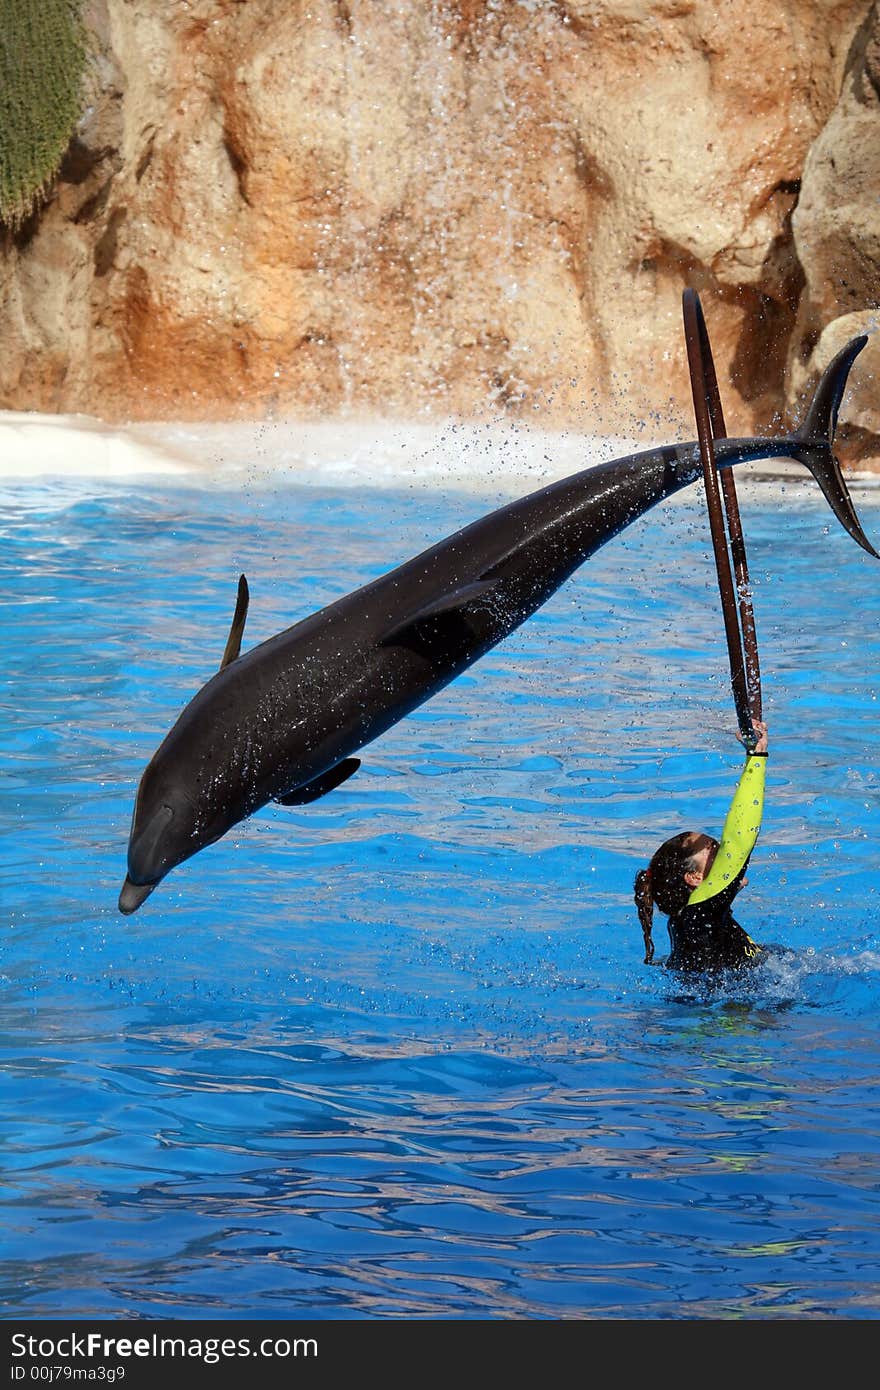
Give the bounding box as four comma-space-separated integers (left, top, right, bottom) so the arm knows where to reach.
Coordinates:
119, 336, 876, 913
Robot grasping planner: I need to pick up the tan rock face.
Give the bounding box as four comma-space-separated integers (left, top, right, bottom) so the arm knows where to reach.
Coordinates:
787, 2, 880, 462
0, 0, 876, 458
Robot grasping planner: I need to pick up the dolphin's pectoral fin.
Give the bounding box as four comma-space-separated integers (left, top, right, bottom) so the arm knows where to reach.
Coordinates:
220, 574, 250, 670
379, 579, 499, 655
276, 758, 362, 806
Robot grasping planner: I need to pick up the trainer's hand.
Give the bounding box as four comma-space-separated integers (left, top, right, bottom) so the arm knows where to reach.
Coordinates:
737, 718, 768, 754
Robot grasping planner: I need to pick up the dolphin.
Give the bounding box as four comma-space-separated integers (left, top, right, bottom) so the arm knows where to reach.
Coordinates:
119, 336, 876, 913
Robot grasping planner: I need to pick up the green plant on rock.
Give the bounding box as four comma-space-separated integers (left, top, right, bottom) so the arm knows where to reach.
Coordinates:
0, 0, 89, 229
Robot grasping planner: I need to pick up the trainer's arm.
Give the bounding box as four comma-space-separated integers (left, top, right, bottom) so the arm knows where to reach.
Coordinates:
689, 722, 768, 905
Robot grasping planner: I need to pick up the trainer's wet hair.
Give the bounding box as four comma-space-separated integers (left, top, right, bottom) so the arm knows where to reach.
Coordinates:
634, 832, 718, 964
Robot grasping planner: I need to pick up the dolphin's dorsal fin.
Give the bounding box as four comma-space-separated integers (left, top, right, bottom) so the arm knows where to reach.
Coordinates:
220, 574, 249, 670
276, 757, 361, 806
379, 579, 499, 651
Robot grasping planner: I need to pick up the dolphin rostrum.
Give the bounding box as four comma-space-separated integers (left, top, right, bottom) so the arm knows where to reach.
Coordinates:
119, 336, 876, 913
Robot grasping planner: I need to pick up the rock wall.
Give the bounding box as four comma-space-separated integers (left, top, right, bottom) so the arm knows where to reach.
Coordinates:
0, 0, 877, 456
788, 1, 880, 462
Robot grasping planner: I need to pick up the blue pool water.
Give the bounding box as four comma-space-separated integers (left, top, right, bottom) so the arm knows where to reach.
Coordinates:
2, 448, 880, 1319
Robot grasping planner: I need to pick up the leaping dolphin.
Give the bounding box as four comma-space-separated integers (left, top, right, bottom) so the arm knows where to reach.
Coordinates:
119, 336, 876, 914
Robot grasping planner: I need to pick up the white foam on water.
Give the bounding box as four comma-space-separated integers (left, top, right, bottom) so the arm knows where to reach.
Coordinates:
1, 409, 878, 505
125, 415, 655, 496
0, 409, 645, 490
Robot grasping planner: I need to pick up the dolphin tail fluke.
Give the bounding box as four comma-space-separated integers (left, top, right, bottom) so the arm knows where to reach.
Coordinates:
792, 335, 877, 558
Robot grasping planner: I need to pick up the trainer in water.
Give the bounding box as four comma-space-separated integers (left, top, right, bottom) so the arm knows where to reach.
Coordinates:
635, 719, 769, 972
119, 337, 876, 915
